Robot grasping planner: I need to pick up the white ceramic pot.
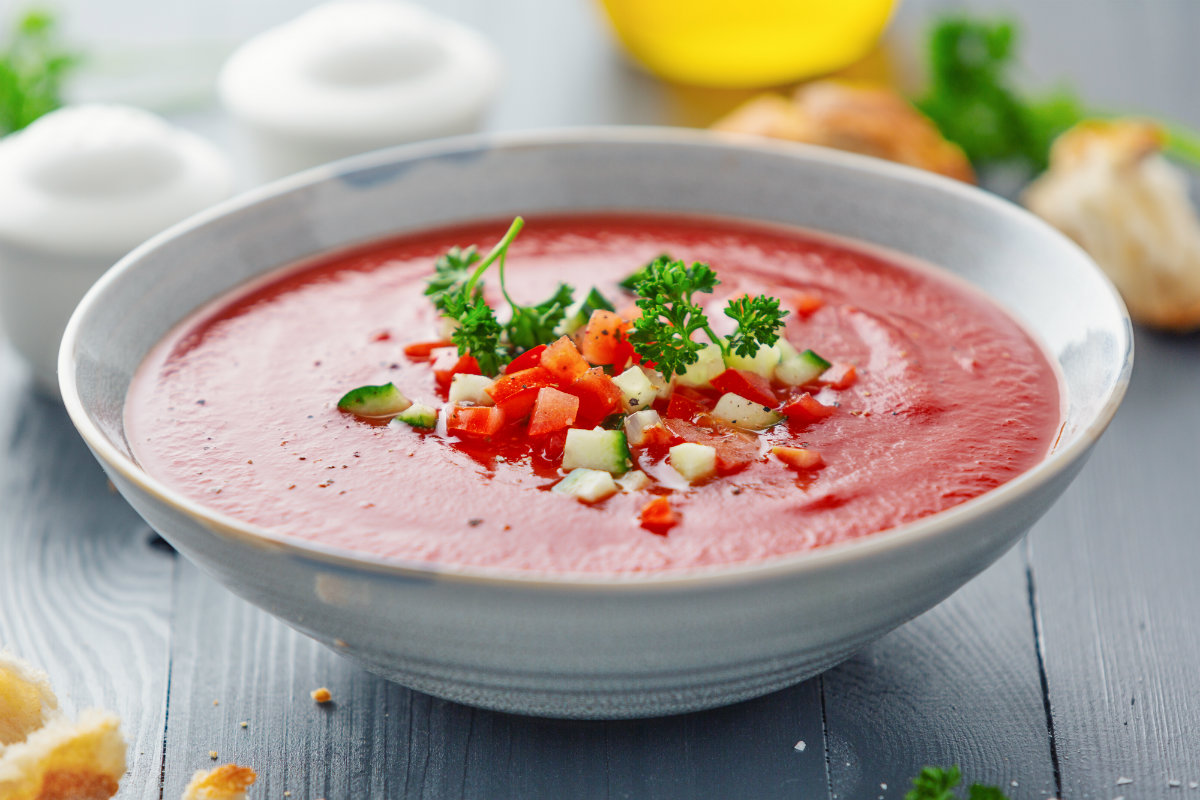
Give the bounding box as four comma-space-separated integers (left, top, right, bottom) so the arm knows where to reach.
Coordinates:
59, 130, 1132, 718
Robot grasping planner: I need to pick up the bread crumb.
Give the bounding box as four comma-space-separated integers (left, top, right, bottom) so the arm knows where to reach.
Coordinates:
181, 764, 257, 800
239, 722, 248, 729
212, 700, 219, 707
310, 688, 332, 704
0, 650, 125, 800
209, 751, 218, 760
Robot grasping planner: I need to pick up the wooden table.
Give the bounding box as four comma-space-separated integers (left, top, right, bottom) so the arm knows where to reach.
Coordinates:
3, 1, 1199, 797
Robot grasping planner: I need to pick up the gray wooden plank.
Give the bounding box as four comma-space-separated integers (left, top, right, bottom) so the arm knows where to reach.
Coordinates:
162, 559, 830, 800
821, 547, 1057, 800
0, 348, 175, 800
1030, 330, 1200, 798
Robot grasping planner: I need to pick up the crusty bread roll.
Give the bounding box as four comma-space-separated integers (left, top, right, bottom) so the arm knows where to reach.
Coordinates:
712, 81, 976, 184
0, 650, 125, 800
1024, 119, 1200, 331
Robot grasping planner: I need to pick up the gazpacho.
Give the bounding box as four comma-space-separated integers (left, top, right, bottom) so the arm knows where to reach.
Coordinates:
125, 214, 1061, 573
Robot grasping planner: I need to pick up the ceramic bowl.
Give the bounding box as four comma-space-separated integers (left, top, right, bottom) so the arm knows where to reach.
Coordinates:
59, 129, 1132, 719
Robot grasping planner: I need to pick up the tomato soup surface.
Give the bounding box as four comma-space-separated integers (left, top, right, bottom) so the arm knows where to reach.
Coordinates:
126, 215, 1061, 573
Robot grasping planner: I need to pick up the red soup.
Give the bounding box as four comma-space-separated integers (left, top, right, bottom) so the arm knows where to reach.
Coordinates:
126, 215, 1061, 573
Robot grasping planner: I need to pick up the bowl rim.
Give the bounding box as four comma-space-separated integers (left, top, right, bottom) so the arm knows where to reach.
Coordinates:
59, 126, 1134, 591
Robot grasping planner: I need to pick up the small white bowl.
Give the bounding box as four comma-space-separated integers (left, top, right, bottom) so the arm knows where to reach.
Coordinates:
60, 130, 1131, 718
218, 1, 501, 181
0, 105, 232, 394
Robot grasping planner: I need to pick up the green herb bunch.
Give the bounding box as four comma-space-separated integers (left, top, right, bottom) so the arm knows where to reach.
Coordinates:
625, 254, 788, 379
905, 766, 1010, 800
0, 8, 79, 135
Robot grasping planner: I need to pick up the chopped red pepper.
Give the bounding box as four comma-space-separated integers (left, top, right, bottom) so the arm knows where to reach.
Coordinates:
710, 368, 777, 407
540, 336, 590, 385
529, 387, 579, 436
824, 363, 857, 389
566, 367, 622, 427
781, 392, 836, 423
792, 291, 825, 315
772, 446, 824, 470
433, 352, 481, 389
665, 387, 709, 421
446, 405, 506, 437
504, 344, 548, 374
403, 339, 453, 358
640, 496, 677, 535
487, 366, 557, 404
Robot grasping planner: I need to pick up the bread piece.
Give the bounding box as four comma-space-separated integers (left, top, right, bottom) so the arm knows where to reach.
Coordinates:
1024, 119, 1200, 331
0, 709, 125, 800
0, 651, 58, 746
712, 81, 976, 184
0, 650, 126, 800
182, 764, 258, 800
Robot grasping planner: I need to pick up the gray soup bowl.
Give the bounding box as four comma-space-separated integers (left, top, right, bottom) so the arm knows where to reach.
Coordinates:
60, 129, 1132, 719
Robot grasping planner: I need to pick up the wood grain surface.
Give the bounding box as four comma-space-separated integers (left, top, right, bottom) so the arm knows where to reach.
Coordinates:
2, 0, 1199, 798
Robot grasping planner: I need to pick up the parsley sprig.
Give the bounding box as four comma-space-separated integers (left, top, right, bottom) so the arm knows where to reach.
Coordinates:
905, 766, 1010, 800
0, 8, 79, 135
433, 217, 581, 375
626, 255, 788, 379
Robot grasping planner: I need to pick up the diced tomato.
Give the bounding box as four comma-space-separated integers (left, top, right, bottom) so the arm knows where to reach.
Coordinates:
663, 418, 758, 474
433, 353, 481, 388
566, 367, 623, 427
710, 368, 777, 407
540, 336, 589, 384
640, 497, 677, 535
486, 366, 557, 404
403, 339, 453, 358
665, 388, 708, 421
781, 392, 836, 423
495, 387, 540, 422
446, 405, 505, 437
823, 363, 857, 389
792, 292, 825, 315
772, 446, 824, 470
579, 310, 629, 366
529, 387, 579, 436
504, 344, 548, 374
530, 428, 569, 464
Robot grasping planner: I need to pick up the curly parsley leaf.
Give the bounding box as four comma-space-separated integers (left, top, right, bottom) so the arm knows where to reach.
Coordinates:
0, 8, 80, 135
507, 282, 574, 352
619, 253, 672, 293
443, 288, 506, 377
626, 256, 721, 380
724, 294, 788, 357
906, 766, 963, 800
904, 766, 1010, 800
425, 246, 481, 313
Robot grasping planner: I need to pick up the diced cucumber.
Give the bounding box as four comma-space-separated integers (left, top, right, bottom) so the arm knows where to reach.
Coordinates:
389, 402, 439, 429
616, 469, 651, 492
712, 392, 784, 430
448, 373, 495, 405
562, 427, 630, 475
612, 365, 657, 412
669, 442, 717, 483
624, 409, 668, 447
723, 342, 781, 379
553, 468, 618, 503
676, 342, 726, 388
775, 348, 832, 387
337, 382, 412, 418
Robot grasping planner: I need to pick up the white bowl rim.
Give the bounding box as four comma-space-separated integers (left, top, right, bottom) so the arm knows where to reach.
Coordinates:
59, 126, 1134, 591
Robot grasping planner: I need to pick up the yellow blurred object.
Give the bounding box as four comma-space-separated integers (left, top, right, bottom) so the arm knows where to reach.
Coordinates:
598, 0, 897, 88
